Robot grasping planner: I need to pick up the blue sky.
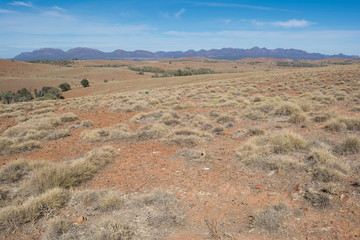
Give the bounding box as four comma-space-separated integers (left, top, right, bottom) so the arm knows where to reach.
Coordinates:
0, 0, 359, 58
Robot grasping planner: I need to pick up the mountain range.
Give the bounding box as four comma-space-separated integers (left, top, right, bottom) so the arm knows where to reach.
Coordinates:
12, 47, 358, 61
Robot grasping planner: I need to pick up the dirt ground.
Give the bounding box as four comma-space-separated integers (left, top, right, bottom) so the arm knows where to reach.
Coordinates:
0, 59, 360, 239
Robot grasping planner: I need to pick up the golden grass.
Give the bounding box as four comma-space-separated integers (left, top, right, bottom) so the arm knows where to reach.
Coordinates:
26, 147, 117, 194
236, 131, 308, 171
81, 124, 131, 142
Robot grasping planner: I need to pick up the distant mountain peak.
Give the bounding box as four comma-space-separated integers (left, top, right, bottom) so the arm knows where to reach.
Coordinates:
12, 47, 358, 61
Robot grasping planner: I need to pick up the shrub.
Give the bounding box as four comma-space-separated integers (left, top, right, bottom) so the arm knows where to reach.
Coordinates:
81, 79, 90, 87
13, 88, 33, 103
58, 83, 71, 92
1, 91, 14, 104
35, 86, 63, 100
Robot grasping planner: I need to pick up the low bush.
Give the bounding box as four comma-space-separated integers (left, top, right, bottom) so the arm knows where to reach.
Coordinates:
81, 79, 90, 88
58, 83, 71, 92
13, 88, 33, 103
35, 86, 63, 100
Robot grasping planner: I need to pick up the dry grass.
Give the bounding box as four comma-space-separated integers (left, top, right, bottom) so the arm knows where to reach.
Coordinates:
25, 147, 117, 194
133, 123, 170, 141
0, 137, 41, 156
309, 147, 350, 174
324, 118, 360, 132
335, 136, 360, 155
274, 102, 302, 116
289, 112, 307, 124
0, 188, 69, 233
1, 112, 78, 155
44, 190, 184, 239
60, 112, 79, 122
250, 203, 289, 232
236, 131, 308, 172
130, 110, 179, 124
0, 159, 43, 183
81, 124, 131, 142
176, 148, 210, 162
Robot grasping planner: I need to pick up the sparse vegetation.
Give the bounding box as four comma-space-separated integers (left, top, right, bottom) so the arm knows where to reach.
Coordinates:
26, 59, 74, 66
1, 57, 360, 239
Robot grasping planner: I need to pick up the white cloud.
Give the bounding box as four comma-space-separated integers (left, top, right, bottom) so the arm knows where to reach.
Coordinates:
250, 19, 313, 28
51, 6, 66, 12
174, 8, 185, 18
159, 12, 170, 18
271, 19, 313, 28
8, 1, 34, 8
251, 20, 265, 26
222, 19, 231, 24
194, 2, 290, 12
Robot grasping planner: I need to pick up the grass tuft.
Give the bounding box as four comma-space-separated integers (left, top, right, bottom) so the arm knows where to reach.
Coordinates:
26, 147, 117, 194
335, 136, 360, 155
0, 188, 69, 233
251, 203, 289, 232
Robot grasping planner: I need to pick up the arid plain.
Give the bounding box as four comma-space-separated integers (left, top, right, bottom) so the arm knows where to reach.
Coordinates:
0, 58, 360, 239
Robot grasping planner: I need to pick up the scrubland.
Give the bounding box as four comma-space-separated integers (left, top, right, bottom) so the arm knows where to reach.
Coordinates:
0, 59, 360, 239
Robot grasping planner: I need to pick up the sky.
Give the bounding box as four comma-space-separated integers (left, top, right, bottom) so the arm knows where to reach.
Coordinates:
0, 0, 360, 58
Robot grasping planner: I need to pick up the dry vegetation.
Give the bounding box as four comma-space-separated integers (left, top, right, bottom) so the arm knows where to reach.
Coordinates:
0, 58, 360, 239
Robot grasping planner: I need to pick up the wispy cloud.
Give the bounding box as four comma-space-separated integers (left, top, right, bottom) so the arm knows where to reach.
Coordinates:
194, 2, 289, 11
222, 19, 231, 24
164, 30, 360, 40
271, 19, 313, 28
174, 8, 186, 18
8, 1, 34, 8
251, 19, 313, 28
51, 6, 66, 12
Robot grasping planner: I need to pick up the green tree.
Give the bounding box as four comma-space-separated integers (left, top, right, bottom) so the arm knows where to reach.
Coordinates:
81, 79, 90, 87
59, 82, 71, 92
14, 88, 33, 103
35, 86, 63, 100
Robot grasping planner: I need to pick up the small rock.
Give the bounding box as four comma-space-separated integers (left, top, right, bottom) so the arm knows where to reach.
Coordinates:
268, 170, 276, 177
251, 184, 264, 189
291, 193, 301, 201
73, 216, 87, 225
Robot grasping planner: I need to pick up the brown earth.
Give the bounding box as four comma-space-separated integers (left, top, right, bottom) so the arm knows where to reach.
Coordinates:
0, 58, 360, 239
